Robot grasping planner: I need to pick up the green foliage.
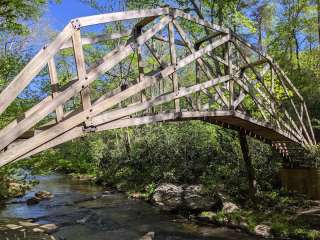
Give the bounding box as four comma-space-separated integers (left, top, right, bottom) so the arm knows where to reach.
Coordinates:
233, 11, 256, 33
271, 222, 290, 237
210, 200, 320, 240
271, 220, 320, 239
0, 54, 25, 90
95, 121, 222, 190
0, 0, 60, 34
306, 144, 320, 168
0, 172, 11, 200
0, 167, 35, 200
144, 182, 157, 198
21, 133, 106, 175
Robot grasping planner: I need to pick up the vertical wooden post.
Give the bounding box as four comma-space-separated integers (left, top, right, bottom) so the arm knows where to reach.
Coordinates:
304, 102, 316, 144
227, 41, 234, 111
136, 27, 147, 103
48, 58, 64, 122
195, 45, 201, 110
168, 19, 180, 112
270, 66, 275, 115
299, 102, 304, 136
239, 130, 257, 203
158, 38, 164, 112
271, 66, 275, 93
72, 29, 92, 126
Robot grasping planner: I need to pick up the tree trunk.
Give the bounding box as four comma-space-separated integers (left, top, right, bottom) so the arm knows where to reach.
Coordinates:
318, 0, 320, 44
239, 131, 257, 203
123, 128, 131, 162
293, 31, 301, 70
258, 21, 263, 55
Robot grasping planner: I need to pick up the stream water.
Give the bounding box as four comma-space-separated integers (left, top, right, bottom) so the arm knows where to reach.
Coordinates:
0, 175, 258, 239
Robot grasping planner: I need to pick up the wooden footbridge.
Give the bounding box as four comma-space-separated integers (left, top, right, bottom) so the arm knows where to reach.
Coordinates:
0, 7, 316, 167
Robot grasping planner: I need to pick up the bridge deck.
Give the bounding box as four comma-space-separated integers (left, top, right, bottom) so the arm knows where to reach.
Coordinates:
204, 112, 296, 143
94, 110, 298, 144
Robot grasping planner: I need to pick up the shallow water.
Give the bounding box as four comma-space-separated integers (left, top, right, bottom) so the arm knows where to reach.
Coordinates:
0, 175, 258, 240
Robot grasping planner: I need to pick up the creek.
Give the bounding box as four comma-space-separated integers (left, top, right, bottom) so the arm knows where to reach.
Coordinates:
0, 174, 258, 240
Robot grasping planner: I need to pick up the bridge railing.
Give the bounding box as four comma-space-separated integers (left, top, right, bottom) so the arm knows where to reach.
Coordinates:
230, 34, 315, 146
0, 7, 315, 167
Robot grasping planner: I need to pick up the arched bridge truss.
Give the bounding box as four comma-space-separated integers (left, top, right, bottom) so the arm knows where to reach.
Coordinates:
0, 7, 316, 167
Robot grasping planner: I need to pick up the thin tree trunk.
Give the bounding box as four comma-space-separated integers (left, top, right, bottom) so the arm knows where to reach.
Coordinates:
239, 131, 257, 203
258, 21, 263, 56
318, 0, 320, 44
293, 31, 301, 70
124, 128, 131, 162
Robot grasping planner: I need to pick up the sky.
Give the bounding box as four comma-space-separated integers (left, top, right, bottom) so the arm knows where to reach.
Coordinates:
45, 0, 99, 30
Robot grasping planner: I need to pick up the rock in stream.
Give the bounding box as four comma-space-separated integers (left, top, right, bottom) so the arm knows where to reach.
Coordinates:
152, 183, 223, 212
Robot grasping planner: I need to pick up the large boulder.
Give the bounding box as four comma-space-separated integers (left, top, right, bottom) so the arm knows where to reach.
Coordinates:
254, 224, 271, 237
35, 191, 54, 200
40, 223, 58, 234
152, 184, 183, 211
152, 184, 222, 212
183, 185, 222, 212
26, 191, 54, 205
6, 224, 22, 230
140, 232, 155, 240
222, 202, 239, 214
18, 221, 39, 227
27, 196, 41, 205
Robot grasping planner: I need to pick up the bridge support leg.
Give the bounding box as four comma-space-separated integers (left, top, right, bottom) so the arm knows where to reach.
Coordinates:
239, 131, 257, 203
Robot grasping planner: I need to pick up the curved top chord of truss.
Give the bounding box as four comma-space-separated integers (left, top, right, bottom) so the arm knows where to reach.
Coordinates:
0, 7, 316, 167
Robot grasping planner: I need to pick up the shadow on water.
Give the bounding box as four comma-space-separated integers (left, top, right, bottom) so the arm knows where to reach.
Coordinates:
0, 175, 258, 240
